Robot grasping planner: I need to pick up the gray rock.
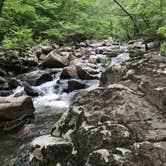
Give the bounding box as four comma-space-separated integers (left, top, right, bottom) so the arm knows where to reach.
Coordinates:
0, 68, 7, 77
51, 83, 166, 165
35, 73, 52, 86
41, 50, 69, 68
24, 55, 39, 66
60, 66, 78, 79
0, 76, 6, 84
0, 95, 34, 121
19, 70, 52, 86
76, 65, 99, 80
24, 83, 39, 97
101, 53, 166, 113
85, 149, 113, 166
28, 44, 54, 57
16, 123, 39, 139
89, 55, 98, 64
8, 77, 19, 89
67, 79, 86, 92
30, 135, 72, 166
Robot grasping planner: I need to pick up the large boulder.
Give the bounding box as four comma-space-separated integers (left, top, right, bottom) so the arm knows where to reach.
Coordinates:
0, 95, 34, 121
51, 84, 166, 165
101, 53, 166, 113
89, 41, 105, 48
60, 66, 78, 79
127, 40, 147, 58
89, 55, 98, 64
27, 44, 54, 58
19, 70, 52, 86
41, 50, 69, 68
30, 135, 72, 166
60, 64, 100, 80
35, 73, 53, 86
70, 58, 83, 66
96, 46, 117, 56
0, 50, 26, 74
111, 52, 130, 65
24, 55, 39, 66
76, 64, 99, 80
24, 83, 39, 97
8, 77, 19, 89
67, 79, 86, 92
74, 48, 91, 58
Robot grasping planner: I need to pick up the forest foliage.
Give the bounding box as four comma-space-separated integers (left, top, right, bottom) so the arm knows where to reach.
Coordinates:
0, 0, 165, 49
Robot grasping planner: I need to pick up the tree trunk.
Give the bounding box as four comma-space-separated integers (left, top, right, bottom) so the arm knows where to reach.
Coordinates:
113, 0, 139, 36
0, 0, 4, 15
141, 14, 150, 28
159, 0, 163, 26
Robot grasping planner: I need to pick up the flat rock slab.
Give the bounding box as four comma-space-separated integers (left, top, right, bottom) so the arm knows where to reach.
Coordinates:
52, 83, 166, 166
30, 135, 72, 165
101, 54, 166, 112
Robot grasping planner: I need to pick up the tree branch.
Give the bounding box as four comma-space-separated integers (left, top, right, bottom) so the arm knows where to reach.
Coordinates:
113, 0, 139, 36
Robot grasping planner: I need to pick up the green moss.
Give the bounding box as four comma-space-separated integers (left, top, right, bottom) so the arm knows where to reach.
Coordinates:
101, 57, 112, 66
160, 42, 166, 56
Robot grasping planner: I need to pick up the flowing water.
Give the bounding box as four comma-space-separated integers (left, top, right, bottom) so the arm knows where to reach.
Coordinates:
0, 72, 99, 166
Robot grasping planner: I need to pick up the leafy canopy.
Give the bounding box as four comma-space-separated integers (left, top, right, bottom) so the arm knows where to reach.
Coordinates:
0, 0, 165, 48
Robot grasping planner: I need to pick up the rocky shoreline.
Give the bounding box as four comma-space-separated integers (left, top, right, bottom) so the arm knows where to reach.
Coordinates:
0, 38, 166, 165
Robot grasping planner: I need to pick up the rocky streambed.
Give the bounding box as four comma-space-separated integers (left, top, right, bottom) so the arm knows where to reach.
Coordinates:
0, 38, 166, 166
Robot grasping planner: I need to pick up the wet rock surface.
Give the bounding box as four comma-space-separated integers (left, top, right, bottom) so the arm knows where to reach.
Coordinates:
0, 95, 34, 121
101, 53, 166, 113
0, 95, 35, 133
50, 51, 166, 165
67, 79, 87, 92
0, 39, 165, 166
51, 83, 166, 166
30, 135, 72, 166
24, 83, 39, 97
19, 70, 53, 86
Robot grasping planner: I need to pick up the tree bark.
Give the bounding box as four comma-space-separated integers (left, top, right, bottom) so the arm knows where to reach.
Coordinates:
113, 0, 139, 36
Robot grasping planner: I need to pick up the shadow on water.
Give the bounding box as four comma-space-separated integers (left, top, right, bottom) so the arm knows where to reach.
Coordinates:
0, 112, 62, 166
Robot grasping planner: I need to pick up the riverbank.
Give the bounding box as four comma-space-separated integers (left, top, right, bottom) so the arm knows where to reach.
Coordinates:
0, 38, 165, 166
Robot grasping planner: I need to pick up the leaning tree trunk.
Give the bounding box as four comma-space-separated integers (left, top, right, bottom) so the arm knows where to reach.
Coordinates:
159, 0, 164, 26
113, 0, 139, 37
0, 0, 4, 15
113, 0, 149, 50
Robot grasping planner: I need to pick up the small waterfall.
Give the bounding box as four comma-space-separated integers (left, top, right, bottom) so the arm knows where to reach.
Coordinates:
0, 72, 78, 166
12, 86, 24, 97
32, 73, 76, 113
0, 68, 100, 166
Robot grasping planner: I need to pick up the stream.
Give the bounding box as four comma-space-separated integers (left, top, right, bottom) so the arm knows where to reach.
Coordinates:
0, 42, 130, 166
0, 71, 99, 166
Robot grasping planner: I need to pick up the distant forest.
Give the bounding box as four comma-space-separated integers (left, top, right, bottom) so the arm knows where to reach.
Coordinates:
0, 0, 165, 51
